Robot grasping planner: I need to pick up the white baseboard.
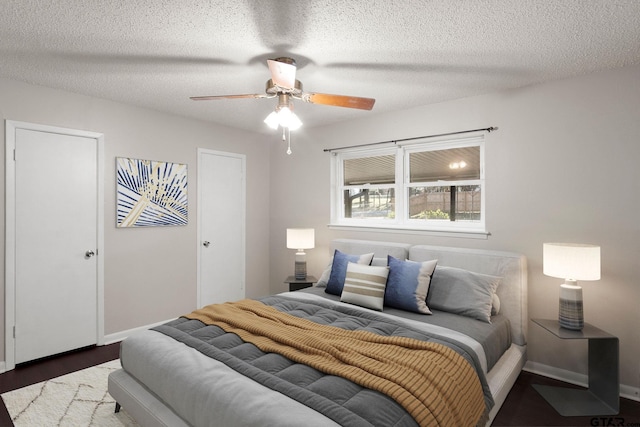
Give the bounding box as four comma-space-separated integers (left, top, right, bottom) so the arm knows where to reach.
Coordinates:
104, 318, 177, 345
524, 361, 640, 402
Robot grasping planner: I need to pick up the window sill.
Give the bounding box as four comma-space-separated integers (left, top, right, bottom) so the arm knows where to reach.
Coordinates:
328, 223, 490, 240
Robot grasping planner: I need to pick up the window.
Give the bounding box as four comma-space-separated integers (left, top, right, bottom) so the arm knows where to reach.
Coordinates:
331, 135, 486, 234
341, 151, 396, 221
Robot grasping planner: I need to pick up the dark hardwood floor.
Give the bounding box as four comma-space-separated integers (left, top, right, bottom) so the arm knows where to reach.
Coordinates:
492, 373, 640, 426
1, 342, 638, 426
0, 342, 120, 426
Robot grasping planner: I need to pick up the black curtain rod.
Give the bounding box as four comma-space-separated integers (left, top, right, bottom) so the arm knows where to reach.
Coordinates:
323, 126, 498, 153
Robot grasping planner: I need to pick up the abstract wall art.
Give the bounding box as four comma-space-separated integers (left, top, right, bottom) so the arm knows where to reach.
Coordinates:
116, 157, 188, 227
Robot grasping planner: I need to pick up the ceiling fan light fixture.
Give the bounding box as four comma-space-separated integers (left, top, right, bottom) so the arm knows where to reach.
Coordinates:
264, 106, 302, 131
288, 113, 302, 130
278, 107, 302, 130
264, 111, 280, 130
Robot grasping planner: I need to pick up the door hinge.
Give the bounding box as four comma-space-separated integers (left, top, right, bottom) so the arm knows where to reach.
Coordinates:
13, 325, 16, 338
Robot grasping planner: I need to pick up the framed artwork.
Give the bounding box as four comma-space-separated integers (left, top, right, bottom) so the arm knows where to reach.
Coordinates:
116, 157, 188, 227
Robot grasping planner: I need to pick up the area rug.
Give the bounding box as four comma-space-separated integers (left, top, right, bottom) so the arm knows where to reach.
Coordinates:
1, 359, 139, 426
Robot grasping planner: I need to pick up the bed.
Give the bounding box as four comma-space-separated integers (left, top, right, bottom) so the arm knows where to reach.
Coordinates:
108, 239, 527, 426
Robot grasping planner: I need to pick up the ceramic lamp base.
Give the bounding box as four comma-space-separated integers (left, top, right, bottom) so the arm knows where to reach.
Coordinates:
558, 283, 583, 330
294, 251, 307, 280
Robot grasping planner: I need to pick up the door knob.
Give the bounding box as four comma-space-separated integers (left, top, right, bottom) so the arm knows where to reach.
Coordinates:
85, 250, 95, 257
203, 241, 210, 248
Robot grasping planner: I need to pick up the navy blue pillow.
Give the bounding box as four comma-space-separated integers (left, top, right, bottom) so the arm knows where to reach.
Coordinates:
325, 250, 374, 295
384, 255, 437, 314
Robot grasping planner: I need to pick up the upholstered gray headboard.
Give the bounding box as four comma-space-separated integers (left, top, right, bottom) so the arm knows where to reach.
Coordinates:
330, 239, 412, 265
330, 239, 528, 346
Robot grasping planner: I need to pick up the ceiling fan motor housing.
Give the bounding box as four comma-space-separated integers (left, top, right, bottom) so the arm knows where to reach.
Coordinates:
266, 79, 303, 96
272, 57, 297, 66
276, 93, 293, 111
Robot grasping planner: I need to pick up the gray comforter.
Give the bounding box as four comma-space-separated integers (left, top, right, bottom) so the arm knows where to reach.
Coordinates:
149, 293, 493, 427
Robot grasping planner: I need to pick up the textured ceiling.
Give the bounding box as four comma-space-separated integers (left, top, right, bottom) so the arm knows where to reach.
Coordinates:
1, 0, 639, 134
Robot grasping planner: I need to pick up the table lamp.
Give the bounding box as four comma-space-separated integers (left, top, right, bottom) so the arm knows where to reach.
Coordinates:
287, 228, 315, 280
543, 243, 601, 330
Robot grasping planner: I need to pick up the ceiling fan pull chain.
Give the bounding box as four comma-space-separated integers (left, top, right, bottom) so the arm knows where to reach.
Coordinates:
286, 128, 292, 155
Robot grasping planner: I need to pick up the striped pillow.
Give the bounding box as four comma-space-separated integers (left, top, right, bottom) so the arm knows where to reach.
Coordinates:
340, 262, 389, 311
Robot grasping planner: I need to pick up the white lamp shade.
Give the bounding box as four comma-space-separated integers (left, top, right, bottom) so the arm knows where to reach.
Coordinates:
264, 111, 280, 129
286, 228, 315, 250
277, 107, 302, 130
264, 108, 302, 131
543, 243, 601, 281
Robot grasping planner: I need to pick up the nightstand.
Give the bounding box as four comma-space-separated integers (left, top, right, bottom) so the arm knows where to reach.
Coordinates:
284, 275, 317, 292
531, 318, 619, 416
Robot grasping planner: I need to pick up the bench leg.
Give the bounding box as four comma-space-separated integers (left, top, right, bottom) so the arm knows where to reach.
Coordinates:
115, 402, 121, 413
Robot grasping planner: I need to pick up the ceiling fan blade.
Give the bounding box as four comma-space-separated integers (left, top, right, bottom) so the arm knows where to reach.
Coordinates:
267, 59, 297, 89
303, 93, 375, 110
190, 94, 270, 101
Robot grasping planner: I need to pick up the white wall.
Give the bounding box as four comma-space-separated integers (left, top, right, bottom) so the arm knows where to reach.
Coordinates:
0, 78, 272, 361
2, 63, 638, 396
269, 64, 640, 395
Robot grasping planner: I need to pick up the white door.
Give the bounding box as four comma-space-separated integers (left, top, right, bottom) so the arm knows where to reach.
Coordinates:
5, 121, 104, 367
197, 149, 245, 306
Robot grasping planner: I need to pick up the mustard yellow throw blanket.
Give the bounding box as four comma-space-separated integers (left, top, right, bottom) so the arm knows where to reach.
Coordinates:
185, 299, 486, 427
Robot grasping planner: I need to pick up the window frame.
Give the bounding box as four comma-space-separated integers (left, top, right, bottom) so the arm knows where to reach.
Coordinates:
330, 134, 487, 236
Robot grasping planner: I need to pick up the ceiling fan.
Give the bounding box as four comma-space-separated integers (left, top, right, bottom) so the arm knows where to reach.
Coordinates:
190, 57, 375, 153
191, 56, 375, 111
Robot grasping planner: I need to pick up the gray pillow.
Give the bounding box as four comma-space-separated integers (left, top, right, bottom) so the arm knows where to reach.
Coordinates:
427, 266, 501, 323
